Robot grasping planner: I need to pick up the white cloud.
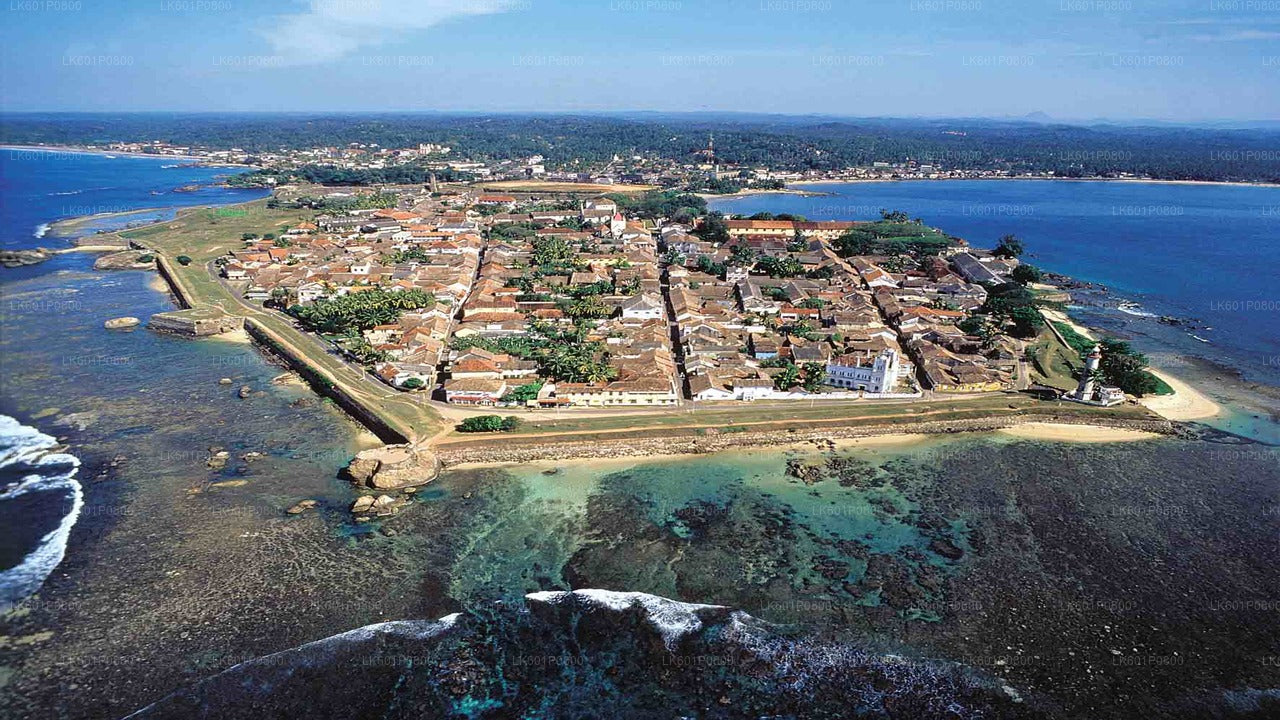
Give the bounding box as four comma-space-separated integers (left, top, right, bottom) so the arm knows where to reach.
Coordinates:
1186, 29, 1280, 42
260, 0, 522, 65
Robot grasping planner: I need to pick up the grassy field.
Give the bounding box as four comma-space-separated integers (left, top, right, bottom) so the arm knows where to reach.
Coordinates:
1029, 325, 1083, 391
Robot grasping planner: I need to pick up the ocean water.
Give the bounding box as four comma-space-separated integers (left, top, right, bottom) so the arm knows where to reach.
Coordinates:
0, 150, 269, 607
711, 180, 1280, 389
0, 155, 1277, 719
0, 416, 81, 611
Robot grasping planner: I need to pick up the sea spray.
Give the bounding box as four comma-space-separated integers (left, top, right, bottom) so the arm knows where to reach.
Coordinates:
0, 414, 83, 612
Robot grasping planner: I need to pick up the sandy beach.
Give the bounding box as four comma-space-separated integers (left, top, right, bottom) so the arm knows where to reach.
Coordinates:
1139, 368, 1223, 421
998, 422, 1161, 443
1041, 308, 1097, 339
2, 144, 205, 162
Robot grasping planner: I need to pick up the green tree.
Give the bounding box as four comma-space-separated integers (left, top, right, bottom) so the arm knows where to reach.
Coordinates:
993, 234, 1025, 258
694, 212, 730, 244
1011, 263, 1042, 285
756, 255, 804, 278
532, 236, 574, 265
801, 362, 826, 392
502, 382, 543, 403
773, 364, 801, 391
457, 415, 520, 433
1008, 306, 1045, 338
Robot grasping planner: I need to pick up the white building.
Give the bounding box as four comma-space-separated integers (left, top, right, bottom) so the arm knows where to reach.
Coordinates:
620, 293, 665, 322
824, 349, 903, 393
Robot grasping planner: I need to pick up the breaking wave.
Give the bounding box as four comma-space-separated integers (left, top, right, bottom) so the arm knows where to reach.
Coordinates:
0, 415, 83, 612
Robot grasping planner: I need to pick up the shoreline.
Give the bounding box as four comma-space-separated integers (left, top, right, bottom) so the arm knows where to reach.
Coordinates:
1040, 307, 1226, 422
697, 187, 830, 200
48, 207, 172, 235
435, 413, 1175, 470
2, 144, 206, 162
1139, 368, 1222, 421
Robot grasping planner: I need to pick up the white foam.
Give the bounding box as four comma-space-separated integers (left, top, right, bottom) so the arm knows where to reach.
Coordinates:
528, 589, 729, 649
33, 222, 51, 239
0, 415, 83, 610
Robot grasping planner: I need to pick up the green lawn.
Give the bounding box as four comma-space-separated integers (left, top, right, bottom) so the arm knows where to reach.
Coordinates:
1029, 325, 1083, 391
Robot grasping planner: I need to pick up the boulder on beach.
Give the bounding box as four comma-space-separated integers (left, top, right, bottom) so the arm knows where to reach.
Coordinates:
104, 316, 141, 329
346, 445, 440, 490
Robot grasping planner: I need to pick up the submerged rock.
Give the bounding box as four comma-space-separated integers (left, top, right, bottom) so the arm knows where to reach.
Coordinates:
285, 500, 318, 515
205, 451, 229, 470
103, 316, 141, 330
929, 537, 965, 561
237, 385, 252, 399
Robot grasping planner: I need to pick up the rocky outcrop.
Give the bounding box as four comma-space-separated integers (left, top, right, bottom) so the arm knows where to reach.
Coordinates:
0, 248, 53, 268
346, 445, 440, 490
93, 251, 154, 270
104, 316, 141, 330
125, 590, 1024, 720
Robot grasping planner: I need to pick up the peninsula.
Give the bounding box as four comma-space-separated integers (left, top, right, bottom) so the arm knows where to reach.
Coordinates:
87, 180, 1186, 496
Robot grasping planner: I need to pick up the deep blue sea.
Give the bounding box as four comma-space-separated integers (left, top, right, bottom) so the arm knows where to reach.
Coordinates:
0, 149, 268, 608
712, 180, 1280, 390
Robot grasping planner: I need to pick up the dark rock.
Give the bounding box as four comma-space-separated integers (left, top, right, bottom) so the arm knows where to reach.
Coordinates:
929, 537, 965, 561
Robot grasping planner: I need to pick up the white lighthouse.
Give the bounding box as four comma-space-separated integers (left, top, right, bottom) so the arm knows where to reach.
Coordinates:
1073, 344, 1102, 401
1069, 343, 1126, 406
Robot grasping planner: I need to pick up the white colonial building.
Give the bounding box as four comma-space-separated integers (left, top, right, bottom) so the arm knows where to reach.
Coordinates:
824, 349, 904, 394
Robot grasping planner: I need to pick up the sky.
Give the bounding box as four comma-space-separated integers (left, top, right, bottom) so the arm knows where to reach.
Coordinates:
1, 0, 1278, 122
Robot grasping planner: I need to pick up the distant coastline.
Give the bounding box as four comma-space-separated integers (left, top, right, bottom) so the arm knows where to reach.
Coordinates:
1, 144, 255, 169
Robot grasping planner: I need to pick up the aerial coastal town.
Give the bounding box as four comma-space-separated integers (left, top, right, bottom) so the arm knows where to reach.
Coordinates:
95, 136, 1118, 186
213, 178, 1122, 412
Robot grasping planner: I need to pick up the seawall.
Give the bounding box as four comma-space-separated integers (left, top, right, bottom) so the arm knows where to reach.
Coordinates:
243, 318, 412, 445
148, 250, 414, 444
435, 414, 1175, 467
153, 255, 194, 309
